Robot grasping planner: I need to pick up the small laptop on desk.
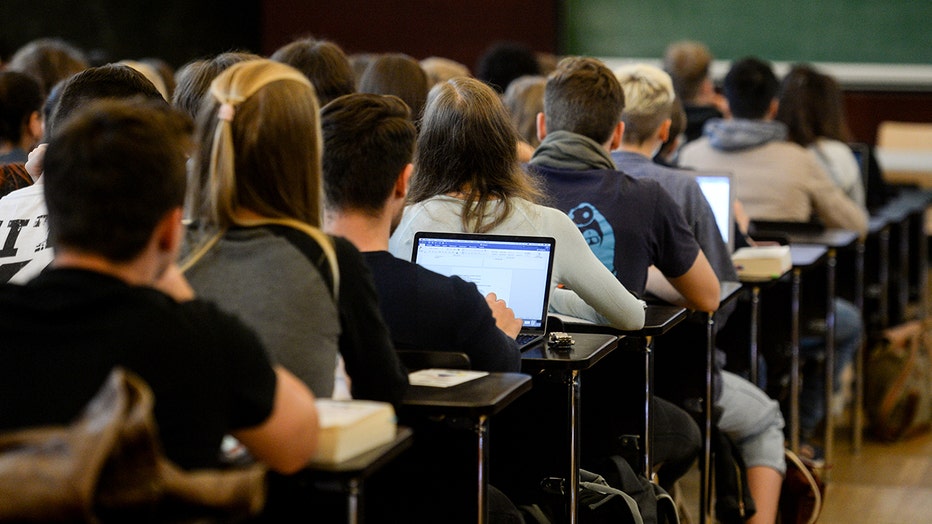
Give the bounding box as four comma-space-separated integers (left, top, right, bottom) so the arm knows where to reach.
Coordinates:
411, 232, 556, 350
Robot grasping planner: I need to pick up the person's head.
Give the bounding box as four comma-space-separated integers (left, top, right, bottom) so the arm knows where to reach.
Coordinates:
357, 53, 430, 123
412, 76, 540, 233
172, 51, 262, 120
321, 93, 416, 221
0, 71, 44, 150
140, 57, 177, 100
271, 38, 356, 107
722, 57, 779, 120
6, 38, 89, 96
542, 56, 625, 145
614, 64, 675, 146
420, 56, 471, 87
191, 59, 322, 229
475, 42, 541, 94
118, 59, 170, 100
46, 64, 167, 139
657, 95, 687, 162
776, 64, 850, 147
663, 40, 713, 103
502, 74, 546, 148
43, 98, 192, 267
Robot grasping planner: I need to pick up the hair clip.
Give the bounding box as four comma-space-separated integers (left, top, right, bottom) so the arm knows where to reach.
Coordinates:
218, 103, 235, 122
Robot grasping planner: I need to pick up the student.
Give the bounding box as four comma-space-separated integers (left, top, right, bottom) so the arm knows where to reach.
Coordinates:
777, 64, 865, 207
679, 56, 866, 462
502, 74, 547, 162
172, 51, 262, 120
270, 37, 357, 107
529, 56, 720, 314
357, 53, 430, 124
0, 98, 319, 474
321, 92, 523, 372
0, 64, 167, 285
388, 76, 646, 332
5, 37, 88, 97
0, 71, 44, 165
183, 60, 407, 407
663, 40, 730, 144
612, 63, 786, 523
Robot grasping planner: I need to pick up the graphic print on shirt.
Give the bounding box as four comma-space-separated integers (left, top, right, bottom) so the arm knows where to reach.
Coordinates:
0, 214, 51, 283
567, 203, 615, 274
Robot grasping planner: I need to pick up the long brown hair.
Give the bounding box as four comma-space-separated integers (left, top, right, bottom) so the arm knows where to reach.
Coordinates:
777, 64, 851, 147
410, 76, 541, 233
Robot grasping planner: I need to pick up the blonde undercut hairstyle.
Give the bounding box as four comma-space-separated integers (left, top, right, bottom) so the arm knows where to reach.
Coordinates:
184, 59, 338, 289
614, 64, 675, 145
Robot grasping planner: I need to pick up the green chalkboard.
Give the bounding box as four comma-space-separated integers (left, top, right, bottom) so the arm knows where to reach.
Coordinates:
563, 0, 931, 65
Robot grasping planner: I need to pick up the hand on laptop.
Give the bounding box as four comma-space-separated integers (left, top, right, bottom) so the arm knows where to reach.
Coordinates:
485, 292, 523, 339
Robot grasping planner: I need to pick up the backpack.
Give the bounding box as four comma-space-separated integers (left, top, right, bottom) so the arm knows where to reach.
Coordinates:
520, 455, 679, 524
865, 320, 932, 441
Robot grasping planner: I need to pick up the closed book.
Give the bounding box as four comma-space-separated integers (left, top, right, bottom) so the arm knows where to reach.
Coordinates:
732, 245, 792, 279
310, 399, 397, 465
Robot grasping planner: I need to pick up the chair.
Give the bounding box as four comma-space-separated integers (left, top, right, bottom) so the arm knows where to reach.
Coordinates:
396, 350, 471, 371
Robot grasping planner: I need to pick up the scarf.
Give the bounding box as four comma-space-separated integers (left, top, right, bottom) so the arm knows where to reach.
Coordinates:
528, 130, 616, 171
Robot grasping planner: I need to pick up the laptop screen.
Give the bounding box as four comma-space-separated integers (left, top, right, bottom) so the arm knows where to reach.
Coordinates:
411, 232, 555, 332
693, 171, 735, 252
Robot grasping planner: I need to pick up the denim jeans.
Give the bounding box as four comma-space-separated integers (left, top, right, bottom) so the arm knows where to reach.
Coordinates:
798, 297, 862, 440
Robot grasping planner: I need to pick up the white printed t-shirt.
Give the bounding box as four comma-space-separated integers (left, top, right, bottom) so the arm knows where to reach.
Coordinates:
0, 179, 53, 284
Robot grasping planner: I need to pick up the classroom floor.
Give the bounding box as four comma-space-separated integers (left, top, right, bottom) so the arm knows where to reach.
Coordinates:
676, 428, 932, 524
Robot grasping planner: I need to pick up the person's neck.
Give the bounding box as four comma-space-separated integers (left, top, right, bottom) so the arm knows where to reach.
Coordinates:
52, 250, 160, 287
323, 209, 390, 252
619, 141, 658, 159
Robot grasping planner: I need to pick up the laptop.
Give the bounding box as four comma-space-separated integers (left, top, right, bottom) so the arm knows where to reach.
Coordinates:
692, 171, 736, 253
411, 232, 556, 350
849, 142, 871, 201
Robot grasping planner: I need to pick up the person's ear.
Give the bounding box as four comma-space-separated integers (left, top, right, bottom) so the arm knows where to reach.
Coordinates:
155, 208, 185, 256
27, 111, 42, 143
658, 119, 672, 143
536, 112, 547, 142
609, 122, 624, 151
395, 163, 413, 198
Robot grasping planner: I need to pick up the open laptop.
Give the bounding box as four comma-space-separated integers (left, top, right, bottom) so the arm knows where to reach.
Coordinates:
692, 171, 736, 253
411, 232, 556, 350
849, 142, 871, 201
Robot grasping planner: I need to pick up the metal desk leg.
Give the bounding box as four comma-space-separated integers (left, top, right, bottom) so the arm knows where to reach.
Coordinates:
567, 370, 581, 524
700, 313, 715, 524
476, 414, 489, 524
854, 240, 866, 454
750, 285, 761, 387
824, 249, 837, 483
347, 478, 360, 524
791, 267, 802, 453
643, 338, 654, 481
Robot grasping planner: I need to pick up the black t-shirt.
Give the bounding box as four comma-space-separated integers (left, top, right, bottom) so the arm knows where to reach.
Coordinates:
363, 251, 521, 372
0, 268, 277, 470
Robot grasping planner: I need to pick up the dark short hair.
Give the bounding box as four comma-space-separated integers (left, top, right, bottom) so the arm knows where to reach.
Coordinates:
46, 64, 167, 138
543, 56, 624, 144
357, 53, 429, 122
475, 41, 541, 94
0, 71, 43, 144
43, 98, 192, 262
321, 93, 415, 215
172, 51, 262, 119
723, 57, 778, 119
272, 38, 356, 107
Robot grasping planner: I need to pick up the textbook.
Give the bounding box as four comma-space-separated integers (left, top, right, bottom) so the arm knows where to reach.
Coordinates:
310, 399, 397, 465
732, 245, 792, 279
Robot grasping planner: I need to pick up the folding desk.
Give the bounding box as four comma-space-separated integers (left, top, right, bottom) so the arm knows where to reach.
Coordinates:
400, 372, 532, 524
520, 332, 620, 524
300, 426, 414, 524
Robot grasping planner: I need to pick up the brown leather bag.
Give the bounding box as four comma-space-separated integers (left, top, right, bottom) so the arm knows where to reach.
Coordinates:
0, 367, 267, 522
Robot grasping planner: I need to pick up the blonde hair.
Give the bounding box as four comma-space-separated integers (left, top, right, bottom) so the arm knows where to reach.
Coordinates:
614, 64, 675, 145
183, 59, 338, 293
